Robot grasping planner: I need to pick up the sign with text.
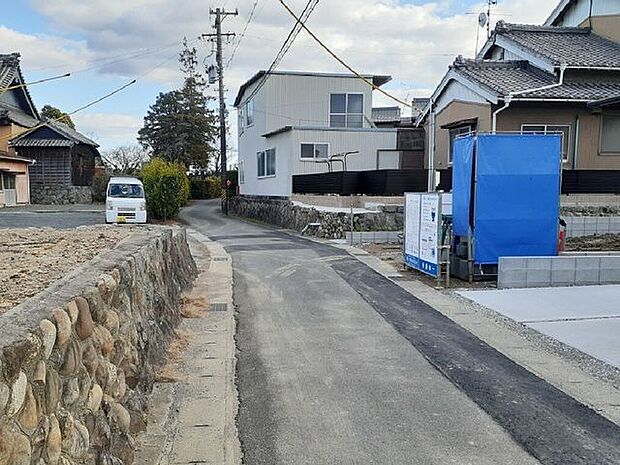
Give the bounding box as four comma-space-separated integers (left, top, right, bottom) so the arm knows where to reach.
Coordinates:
404, 192, 441, 277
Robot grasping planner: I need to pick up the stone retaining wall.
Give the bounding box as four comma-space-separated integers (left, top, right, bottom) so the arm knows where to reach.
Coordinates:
0, 227, 197, 464
31, 186, 93, 205
229, 196, 403, 239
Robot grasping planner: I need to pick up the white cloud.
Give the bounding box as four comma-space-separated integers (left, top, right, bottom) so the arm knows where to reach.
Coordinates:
0, 26, 91, 71
17, 0, 559, 149
71, 112, 143, 151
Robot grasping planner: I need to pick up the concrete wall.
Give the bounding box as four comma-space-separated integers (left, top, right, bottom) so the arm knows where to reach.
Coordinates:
498, 255, 620, 289
0, 228, 197, 464
565, 216, 620, 237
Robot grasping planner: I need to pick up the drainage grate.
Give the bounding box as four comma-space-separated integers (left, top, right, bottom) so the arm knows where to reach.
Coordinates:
210, 303, 228, 312
213, 257, 229, 262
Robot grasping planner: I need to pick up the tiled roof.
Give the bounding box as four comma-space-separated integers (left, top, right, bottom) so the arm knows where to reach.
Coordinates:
0, 104, 39, 128
11, 120, 99, 148
0, 53, 39, 119
453, 58, 620, 100
10, 139, 74, 148
372, 106, 401, 123
494, 22, 620, 68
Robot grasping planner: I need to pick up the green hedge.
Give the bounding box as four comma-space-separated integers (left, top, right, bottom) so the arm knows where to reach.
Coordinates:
190, 175, 222, 199
141, 159, 190, 220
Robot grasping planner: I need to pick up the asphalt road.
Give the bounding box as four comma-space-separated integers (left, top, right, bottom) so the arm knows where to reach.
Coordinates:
182, 200, 620, 465
0, 205, 104, 228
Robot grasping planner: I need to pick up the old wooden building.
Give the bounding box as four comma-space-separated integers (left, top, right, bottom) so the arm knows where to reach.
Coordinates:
10, 120, 99, 204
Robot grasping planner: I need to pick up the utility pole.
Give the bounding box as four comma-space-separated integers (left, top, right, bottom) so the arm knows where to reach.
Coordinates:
203, 7, 237, 214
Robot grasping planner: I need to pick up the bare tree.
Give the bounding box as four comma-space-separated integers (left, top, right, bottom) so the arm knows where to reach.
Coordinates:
102, 145, 150, 175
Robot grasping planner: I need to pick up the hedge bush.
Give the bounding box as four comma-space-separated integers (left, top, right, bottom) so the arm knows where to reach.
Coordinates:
190, 175, 222, 199
141, 158, 190, 220
91, 171, 110, 203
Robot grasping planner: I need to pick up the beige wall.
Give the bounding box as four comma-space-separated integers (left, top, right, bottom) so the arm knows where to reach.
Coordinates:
497, 103, 620, 170
0, 123, 32, 153
580, 14, 620, 43
425, 100, 492, 169
0, 158, 30, 206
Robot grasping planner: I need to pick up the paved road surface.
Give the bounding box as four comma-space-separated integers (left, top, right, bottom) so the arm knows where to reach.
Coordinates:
182, 200, 620, 465
0, 204, 104, 228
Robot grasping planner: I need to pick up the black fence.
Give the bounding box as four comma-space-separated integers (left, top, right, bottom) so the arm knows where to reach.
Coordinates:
293, 169, 428, 195
561, 170, 620, 194
293, 169, 620, 196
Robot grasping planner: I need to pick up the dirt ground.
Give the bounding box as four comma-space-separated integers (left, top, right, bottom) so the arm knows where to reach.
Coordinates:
565, 233, 620, 251
0, 226, 135, 313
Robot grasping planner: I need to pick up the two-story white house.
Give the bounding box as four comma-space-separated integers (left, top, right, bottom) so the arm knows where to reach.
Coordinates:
234, 70, 404, 198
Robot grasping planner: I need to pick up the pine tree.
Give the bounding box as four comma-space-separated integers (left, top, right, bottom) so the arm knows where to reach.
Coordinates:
138, 39, 218, 169
40, 105, 75, 129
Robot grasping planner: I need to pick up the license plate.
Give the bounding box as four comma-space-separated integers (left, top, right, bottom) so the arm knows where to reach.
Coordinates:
117, 216, 126, 223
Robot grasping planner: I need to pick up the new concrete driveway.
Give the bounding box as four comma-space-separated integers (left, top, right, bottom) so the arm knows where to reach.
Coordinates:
182, 200, 620, 465
0, 204, 104, 228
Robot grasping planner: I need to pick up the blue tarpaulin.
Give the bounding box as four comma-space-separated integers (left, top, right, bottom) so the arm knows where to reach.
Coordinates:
452, 135, 475, 236
473, 134, 562, 264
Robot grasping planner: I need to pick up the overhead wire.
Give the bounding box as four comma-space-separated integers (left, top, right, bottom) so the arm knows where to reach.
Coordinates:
277, 0, 413, 109
0, 73, 71, 93
238, 0, 319, 107
225, 0, 260, 69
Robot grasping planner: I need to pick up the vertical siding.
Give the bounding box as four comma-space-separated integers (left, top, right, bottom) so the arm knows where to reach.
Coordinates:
263, 74, 374, 133
560, 0, 619, 26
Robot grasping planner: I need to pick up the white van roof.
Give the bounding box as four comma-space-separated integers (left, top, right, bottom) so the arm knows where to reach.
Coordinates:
108, 176, 143, 185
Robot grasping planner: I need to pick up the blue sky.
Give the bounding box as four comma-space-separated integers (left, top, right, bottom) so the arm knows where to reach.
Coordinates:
2, 0, 556, 154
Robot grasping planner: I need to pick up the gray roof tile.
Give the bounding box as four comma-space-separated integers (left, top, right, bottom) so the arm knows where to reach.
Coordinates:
453, 58, 620, 100
495, 22, 620, 68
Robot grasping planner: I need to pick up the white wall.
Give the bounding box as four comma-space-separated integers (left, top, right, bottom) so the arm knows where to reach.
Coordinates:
261, 73, 374, 133
239, 130, 292, 197
290, 128, 397, 175
434, 80, 488, 114
556, 0, 619, 26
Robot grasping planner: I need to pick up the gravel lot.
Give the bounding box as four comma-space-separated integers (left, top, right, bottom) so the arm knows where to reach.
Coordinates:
0, 226, 135, 313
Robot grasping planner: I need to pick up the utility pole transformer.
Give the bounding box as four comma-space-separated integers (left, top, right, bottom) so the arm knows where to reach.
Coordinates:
204, 7, 237, 214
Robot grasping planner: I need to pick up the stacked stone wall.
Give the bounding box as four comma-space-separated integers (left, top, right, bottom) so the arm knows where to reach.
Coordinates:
229, 196, 403, 239
0, 227, 197, 464
30, 186, 92, 205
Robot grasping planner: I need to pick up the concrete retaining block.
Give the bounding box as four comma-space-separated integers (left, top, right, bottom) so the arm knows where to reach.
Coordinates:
499, 254, 620, 289
565, 216, 620, 238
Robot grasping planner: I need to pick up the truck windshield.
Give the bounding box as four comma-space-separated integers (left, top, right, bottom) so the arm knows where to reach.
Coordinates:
108, 183, 144, 198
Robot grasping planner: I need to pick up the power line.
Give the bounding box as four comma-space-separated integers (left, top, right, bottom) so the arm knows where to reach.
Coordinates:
225, 0, 260, 68
239, 0, 318, 107
0, 73, 70, 94
277, 0, 412, 109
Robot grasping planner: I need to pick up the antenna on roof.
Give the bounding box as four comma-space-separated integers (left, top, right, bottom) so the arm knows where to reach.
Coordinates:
486, 0, 498, 39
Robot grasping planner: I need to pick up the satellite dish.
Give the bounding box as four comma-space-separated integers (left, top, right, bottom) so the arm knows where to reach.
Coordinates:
478, 12, 488, 27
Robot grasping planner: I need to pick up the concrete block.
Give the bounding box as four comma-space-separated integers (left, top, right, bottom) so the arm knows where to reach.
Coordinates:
551, 257, 576, 271
498, 269, 527, 289
526, 258, 552, 271
500, 257, 527, 269
584, 217, 598, 226
374, 231, 389, 242
551, 270, 576, 286
600, 269, 620, 284
574, 257, 601, 285
526, 269, 552, 287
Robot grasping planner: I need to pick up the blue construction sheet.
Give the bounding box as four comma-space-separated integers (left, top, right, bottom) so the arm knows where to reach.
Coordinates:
452, 134, 475, 236
474, 134, 562, 264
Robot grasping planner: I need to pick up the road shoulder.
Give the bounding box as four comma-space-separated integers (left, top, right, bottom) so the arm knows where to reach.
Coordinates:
134, 228, 241, 465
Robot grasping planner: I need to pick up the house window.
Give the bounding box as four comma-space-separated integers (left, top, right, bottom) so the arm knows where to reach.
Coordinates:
601, 114, 620, 154
257, 148, 275, 178
448, 125, 473, 164
300, 143, 329, 160
238, 107, 245, 135
246, 99, 254, 127
521, 124, 570, 161
330, 93, 363, 128
239, 160, 245, 184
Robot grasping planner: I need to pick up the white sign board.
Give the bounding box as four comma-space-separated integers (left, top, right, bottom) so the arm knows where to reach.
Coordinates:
404, 192, 442, 277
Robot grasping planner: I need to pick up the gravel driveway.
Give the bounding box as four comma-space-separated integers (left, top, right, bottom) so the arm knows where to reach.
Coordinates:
0, 204, 105, 229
